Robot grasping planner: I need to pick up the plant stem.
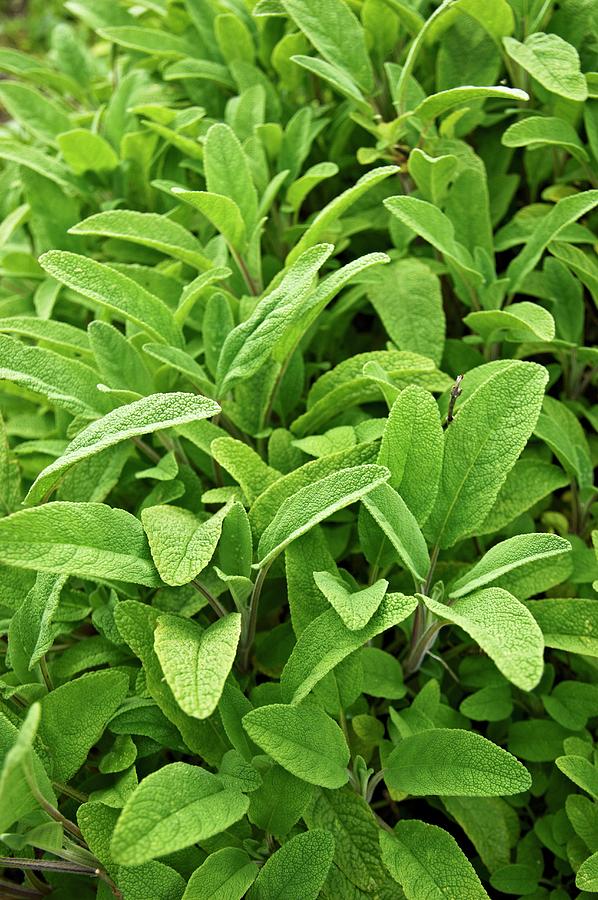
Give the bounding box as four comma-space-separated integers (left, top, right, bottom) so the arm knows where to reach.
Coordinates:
239, 563, 270, 672
0, 878, 46, 898
39, 656, 53, 692
191, 580, 228, 619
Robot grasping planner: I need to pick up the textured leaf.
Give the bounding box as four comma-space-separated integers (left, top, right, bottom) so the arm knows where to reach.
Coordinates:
247, 829, 334, 900
58, 129, 119, 174
362, 483, 430, 582
281, 0, 374, 92
450, 534, 571, 598
204, 123, 258, 232
313, 570, 388, 630
424, 587, 545, 691
243, 703, 350, 788
0, 704, 56, 833
380, 820, 489, 899
172, 189, 246, 251
27, 393, 219, 504
385, 728, 531, 796
183, 848, 258, 900
0, 501, 159, 585
257, 464, 390, 566
577, 851, 598, 892
464, 302, 556, 343
9, 573, 66, 680
40, 250, 182, 347
527, 598, 598, 656
426, 361, 548, 548
154, 614, 241, 719
281, 592, 417, 703
478, 459, 568, 535
503, 32, 588, 101
413, 85, 528, 120
70, 209, 212, 270
503, 115, 588, 161
142, 504, 227, 586
39, 670, 128, 781
111, 762, 249, 864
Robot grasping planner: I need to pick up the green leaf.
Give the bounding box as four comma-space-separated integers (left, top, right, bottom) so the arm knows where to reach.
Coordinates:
534, 396, 594, 493
40, 670, 129, 781
26, 393, 219, 505
40, 250, 183, 347
70, 209, 212, 270
0, 333, 106, 417
450, 533, 571, 598
556, 755, 598, 799
384, 728, 531, 796
247, 828, 334, 900
380, 820, 490, 899
384, 195, 481, 280
362, 483, 430, 582
281, 592, 417, 703
142, 504, 227, 586
257, 464, 390, 566
281, 0, 374, 93
242, 703, 350, 788
503, 33, 588, 101
0, 410, 21, 516
502, 115, 588, 162
111, 762, 249, 864
154, 613, 241, 719
98, 25, 194, 57
377, 385, 444, 525
204, 123, 258, 233
423, 587, 545, 691
507, 190, 598, 293
367, 260, 445, 366
58, 129, 119, 174
527, 598, 598, 656
8, 573, 66, 681
0, 502, 159, 585
577, 851, 598, 892
286, 162, 339, 212
413, 85, 528, 120
291, 55, 368, 106
0, 704, 56, 832
425, 361, 548, 548
173, 188, 246, 252
464, 302, 556, 343
183, 848, 258, 900
442, 797, 517, 873
313, 570, 388, 630
478, 459, 569, 535
0, 81, 71, 143
0, 138, 77, 190
286, 165, 398, 264
211, 437, 280, 504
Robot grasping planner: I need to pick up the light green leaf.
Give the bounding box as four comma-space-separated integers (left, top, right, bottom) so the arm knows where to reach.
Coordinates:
98, 25, 194, 57
0, 315, 92, 360
40, 250, 183, 347
172, 189, 246, 252
527, 598, 598, 656
26, 393, 220, 505
464, 302, 555, 342
281, 592, 417, 703
204, 123, 258, 232
0, 139, 77, 190
247, 829, 334, 900
40, 670, 129, 781
442, 797, 517, 874
556, 755, 598, 799
0, 410, 21, 516
0, 333, 106, 417
154, 613, 241, 719
367, 260, 445, 366
577, 851, 598, 892
384, 728, 531, 796
0, 704, 56, 833
211, 437, 280, 504
503, 115, 588, 162
377, 385, 444, 525
478, 458, 569, 536
362, 483, 430, 583
111, 762, 249, 864
426, 361, 548, 548
534, 396, 594, 493
450, 533, 571, 598
292, 55, 368, 105
413, 85, 528, 120
503, 32, 588, 101
183, 848, 258, 900
287, 165, 398, 264
313, 570, 388, 630
384, 195, 481, 280
286, 162, 339, 212
380, 820, 490, 899
423, 587, 545, 691
257, 464, 390, 567
243, 703, 350, 788
281, 0, 374, 92
70, 209, 212, 270
58, 129, 119, 174
0, 81, 71, 143
142, 504, 227, 586
507, 190, 598, 293
8, 573, 66, 681
0, 502, 159, 585
165, 58, 236, 90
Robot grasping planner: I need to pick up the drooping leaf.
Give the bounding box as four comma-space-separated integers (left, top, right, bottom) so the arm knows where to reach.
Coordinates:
247, 828, 334, 900
313, 570, 388, 630
362, 483, 430, 583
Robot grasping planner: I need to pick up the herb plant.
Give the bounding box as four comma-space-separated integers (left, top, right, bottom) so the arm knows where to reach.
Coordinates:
0, 0, 597, 898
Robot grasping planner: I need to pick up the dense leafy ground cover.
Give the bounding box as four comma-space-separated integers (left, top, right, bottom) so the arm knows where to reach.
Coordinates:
0, 0, 597, 897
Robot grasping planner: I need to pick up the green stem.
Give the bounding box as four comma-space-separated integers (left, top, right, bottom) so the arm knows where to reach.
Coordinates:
191, 580, 228, 619
240, 562, 271, 672
394, 0, 457, 113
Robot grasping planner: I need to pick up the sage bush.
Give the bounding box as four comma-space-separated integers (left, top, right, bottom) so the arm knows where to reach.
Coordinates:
0, 0, 597, 897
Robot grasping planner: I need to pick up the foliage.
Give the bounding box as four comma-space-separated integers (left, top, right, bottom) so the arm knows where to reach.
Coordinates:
0, 0, 597, 897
